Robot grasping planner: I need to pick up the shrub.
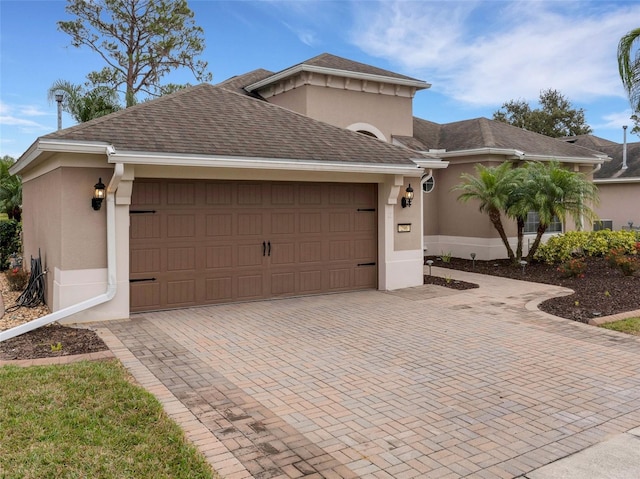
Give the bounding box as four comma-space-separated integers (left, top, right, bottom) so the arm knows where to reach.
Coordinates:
557, 258, 587, 278
535, 230, 639, 264
0, 220, 21, 271
606, 247, 639, 276
6, 267, 28, 291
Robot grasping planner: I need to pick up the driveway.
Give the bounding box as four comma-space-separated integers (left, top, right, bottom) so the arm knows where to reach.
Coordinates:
92, 268, 640, 479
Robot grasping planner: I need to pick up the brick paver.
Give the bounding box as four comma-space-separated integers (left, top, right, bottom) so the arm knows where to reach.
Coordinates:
92, 268, 640, 478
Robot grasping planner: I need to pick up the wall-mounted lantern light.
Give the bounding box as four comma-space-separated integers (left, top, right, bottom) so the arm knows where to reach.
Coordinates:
401, 184, 414, 208
92, 178, 106, 210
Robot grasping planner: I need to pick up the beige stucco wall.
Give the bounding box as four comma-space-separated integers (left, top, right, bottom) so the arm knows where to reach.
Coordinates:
267, 84, 414, 141
394, 177, 422, 251
594, 182, 640, 230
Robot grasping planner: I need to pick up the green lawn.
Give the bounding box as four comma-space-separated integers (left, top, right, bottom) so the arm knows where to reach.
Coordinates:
600, 317, 640, 336
0, 360, 219, 479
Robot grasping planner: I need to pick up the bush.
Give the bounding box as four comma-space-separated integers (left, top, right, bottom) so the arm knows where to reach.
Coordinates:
606, 247, 639, 276
6, 267, 28, 291
535, 230, 639, 264
557, 258, 587, 278
0, 220, 21, 271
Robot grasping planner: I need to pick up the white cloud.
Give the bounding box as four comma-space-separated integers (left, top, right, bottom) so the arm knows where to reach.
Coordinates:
595, 109, 636, 131
350, 1, 640, 107
282, 21, 318, 46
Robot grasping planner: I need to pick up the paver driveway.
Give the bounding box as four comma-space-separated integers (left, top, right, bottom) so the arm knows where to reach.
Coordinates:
93, 268, 640, 479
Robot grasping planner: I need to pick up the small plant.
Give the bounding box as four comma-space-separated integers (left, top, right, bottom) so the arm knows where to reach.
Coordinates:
604, 290, 611, 298
557, 258, 586, 278
6, 267, 28, 291
574, 300, 580, 307
50, 342, 63, 352
444, 275, 452, 284
440, 251, 452, 263
606, 247, 639, 276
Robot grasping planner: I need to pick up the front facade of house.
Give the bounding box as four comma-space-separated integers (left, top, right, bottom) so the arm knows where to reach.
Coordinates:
11, 53, 607, 324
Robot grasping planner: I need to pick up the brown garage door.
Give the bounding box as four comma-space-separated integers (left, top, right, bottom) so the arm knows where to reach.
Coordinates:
129, 179, 378, 312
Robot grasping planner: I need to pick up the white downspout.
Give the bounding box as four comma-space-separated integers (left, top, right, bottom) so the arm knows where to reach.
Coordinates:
0, 162, 124, 342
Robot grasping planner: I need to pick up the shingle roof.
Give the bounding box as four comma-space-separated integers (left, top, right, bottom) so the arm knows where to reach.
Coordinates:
407, 117, 604, 160
559, 134, 640, 179
216, 69, 274, 96
301, 53, 424, 82
40, 83, 429, 166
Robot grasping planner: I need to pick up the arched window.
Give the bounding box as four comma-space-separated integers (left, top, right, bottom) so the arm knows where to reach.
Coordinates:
421, 173, 435, 193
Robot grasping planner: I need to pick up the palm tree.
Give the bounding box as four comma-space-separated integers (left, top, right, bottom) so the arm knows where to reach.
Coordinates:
454, 162, 519, 261
0, 157, 21, 222
525, 161, 599, 261
618, 28, 640, 131
48, 79, 121, 124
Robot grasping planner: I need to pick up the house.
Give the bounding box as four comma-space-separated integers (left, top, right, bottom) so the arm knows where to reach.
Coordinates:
9, 53, 607, 325
561, 133, 640, 231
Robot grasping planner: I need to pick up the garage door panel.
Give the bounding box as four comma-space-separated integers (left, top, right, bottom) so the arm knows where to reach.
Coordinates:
237, 213, 263, 235
353, 183, 377, 205
131, 282, 161, 309
299, 270, 322, 293
355, 265, 377, 288
237, 243, 264, 267
205, 277, 232, 301
299, 184, 322, 205
329, 268, 351, 289
271, 183, 295, 205
237, 183, 263, 205
166, 247, 196, 271
167, 214, 196, 238
329, 212, 351, 232
167, 182, 196, 205
132, 181, 161, 205
270, 272, 295, 295
270, 242, 295, 265
206, 245, 233, 269
237, 274, 264, 298
271, 212, 295, 234
131, 215, 161, 239
329, 240, 351, 261
130, 248, 161, 274
206, 214, 232, 236
354, 211, 376, 232
328, 184, 351, 205
299, 212, 322, 233
166, 279, 196, 306
354, 239, 377, 261
299, 241, 322, 263
205, 183, 233, 205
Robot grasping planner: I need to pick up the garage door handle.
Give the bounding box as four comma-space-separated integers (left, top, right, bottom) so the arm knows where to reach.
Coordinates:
262, 241, 266, 256
130, 277, 157, 283
267, 241, 271, 256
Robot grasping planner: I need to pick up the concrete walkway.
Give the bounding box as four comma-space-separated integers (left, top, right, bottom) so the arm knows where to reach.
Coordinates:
89, 267, 640, 478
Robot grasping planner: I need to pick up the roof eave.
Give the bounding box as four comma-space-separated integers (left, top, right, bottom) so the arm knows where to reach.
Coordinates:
245, 64, 430, 92
594, 177, 640, 184
109, 150, 427, 175
10, 138, 114, 175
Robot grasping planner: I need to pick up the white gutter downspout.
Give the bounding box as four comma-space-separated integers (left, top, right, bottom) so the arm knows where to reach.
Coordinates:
622, 125, 628, 170
0, 162, 124, 342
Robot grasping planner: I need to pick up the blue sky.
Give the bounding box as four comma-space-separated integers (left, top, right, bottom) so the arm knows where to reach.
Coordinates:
1, 0, 639, 159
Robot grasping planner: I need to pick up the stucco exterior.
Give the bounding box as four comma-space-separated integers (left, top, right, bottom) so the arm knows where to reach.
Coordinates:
594, 180, 640, 230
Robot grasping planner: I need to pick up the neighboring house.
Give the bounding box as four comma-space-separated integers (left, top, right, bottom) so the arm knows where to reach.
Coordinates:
10, 53, 607, 323
561, 133, 640, 231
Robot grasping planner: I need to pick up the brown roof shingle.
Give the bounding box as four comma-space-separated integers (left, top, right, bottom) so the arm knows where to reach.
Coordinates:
409, 117, 604, 160
40, 83, 429, 166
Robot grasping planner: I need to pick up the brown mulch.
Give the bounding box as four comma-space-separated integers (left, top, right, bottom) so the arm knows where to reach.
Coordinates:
423, 275, 479, 290
427, 255, 640, 323
0, 272, 108, 361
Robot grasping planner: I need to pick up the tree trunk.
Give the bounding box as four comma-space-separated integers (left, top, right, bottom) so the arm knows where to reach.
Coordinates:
489, 209, 515, 261
515, 217, 525, 262
526, 223, 548, 261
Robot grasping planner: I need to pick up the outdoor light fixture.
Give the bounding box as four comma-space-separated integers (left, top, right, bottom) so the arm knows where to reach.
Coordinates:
92, 178, 106, 211
401, 184, 414, 208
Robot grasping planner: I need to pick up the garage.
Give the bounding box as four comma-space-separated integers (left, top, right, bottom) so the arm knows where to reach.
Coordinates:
130, 179, 378, 312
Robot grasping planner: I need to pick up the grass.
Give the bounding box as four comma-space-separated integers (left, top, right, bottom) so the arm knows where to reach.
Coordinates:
600, 317, 640, 336
0, 360, 218, 479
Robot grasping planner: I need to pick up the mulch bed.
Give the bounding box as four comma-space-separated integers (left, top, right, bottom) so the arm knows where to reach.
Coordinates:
427, 255, 640, 323
0, 323, 108, 361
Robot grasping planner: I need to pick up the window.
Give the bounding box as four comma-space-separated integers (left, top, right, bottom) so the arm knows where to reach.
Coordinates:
421, 174, 435, 193
524, 211, 562, 234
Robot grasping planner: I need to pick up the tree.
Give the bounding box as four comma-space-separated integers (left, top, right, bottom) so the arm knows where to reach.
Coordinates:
618, 27, 640, 135
454, 162, 519, 261
48, 79, 121, 123
493, 89, 592, 137
523, 161, 599, 261
58, 0, 212, 107
0, 156, 22, 222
